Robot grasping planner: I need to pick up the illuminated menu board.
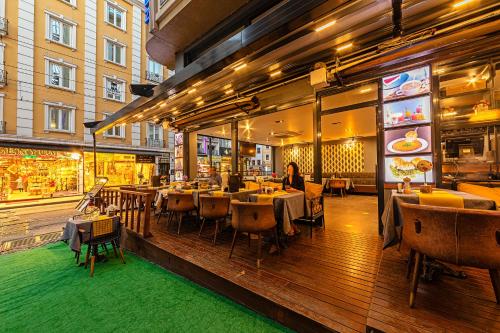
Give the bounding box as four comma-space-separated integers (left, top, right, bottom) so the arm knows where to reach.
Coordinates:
174, 132, 184, 181
382, 66, 434, 183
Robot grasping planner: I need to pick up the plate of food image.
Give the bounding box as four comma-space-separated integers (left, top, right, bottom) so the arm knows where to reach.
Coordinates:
387, 129, 429, 154
389, 157, 424, 179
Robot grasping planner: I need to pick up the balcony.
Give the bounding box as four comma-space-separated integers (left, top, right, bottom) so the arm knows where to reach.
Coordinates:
0, 69, 7, 86
145, 71, 162, 83
146, 138, 167, 148
0, 17, 8, 36
0, 121, 6, 134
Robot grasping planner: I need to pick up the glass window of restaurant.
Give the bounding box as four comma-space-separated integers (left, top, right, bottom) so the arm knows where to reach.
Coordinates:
0, 147, 82, 201
83, 152, 135, 191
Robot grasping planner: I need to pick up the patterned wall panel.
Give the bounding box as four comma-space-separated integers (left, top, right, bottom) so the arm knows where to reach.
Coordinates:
282, 141, 364, 175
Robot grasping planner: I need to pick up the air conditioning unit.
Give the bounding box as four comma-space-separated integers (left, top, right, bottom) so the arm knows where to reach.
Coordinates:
310, 66, 329, 89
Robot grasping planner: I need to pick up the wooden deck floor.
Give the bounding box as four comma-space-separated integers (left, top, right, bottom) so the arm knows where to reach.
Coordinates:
125, 195, 500, 332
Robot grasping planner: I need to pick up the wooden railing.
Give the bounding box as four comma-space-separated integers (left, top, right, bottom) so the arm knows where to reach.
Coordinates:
99, 188, 154, 238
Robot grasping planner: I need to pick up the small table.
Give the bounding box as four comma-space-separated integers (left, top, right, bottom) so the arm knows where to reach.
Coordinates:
61, 215, 121, 253
382, 189, 496, 249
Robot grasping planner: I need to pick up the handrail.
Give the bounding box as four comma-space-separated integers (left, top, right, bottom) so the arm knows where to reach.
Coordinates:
99, 188, 154, 238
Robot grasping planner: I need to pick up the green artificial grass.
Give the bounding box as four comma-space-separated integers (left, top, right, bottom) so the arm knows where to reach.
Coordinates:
0, 243, 292, 333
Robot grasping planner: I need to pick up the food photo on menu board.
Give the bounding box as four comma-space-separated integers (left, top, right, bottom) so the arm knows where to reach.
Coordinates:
174, 133, 184, 145
384, 126, 432, 155
383, 95, 431, 128
382, 66, 430, 101
385, 155, 434, 183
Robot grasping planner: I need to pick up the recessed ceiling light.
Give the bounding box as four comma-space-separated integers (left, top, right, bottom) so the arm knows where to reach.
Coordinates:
453, 0, 474, 8
233, 63, 247, 71
194, 96, 202, 102
315, 19, 336, 32
192, 80, 204, 87
172, 111, 179, 115
336, 43, 353, 52
187, 88, 197, 94
196, 100, 204, 106
269, 63, 280, 71
225, 89, 234, 95
360, 88, 372, 93
275, 120, 283, 124
159, 102, 167, 107
223, 83, 232, 90
138, 114, 143, 118
270, 70, 282, 77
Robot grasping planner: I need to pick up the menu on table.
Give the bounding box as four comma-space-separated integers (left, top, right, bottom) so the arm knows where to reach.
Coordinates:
381, 65, 434, 183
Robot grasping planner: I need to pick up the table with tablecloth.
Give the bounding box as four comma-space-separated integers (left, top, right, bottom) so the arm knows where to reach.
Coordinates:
155, 189, 212, 209
382, 189, 496, 249
249, 191, 305, 235
209, 189, 258, 213
322, 178, 355, 191
61, 215, 121, 252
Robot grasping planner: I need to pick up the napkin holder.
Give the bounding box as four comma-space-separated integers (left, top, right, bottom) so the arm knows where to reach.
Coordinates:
420, 184, 433, 194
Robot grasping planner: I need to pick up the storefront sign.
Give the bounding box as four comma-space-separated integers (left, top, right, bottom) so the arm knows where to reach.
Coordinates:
136, 155, 155, 163
0, 147, 65, 158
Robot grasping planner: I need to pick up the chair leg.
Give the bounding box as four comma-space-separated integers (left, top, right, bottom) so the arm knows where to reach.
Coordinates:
156, 208, 163, 224
75, 251, 80, 264
167, 211, 174, 229
409, 251, 422, 308
406, 248, 415, 279
102, 243, 109, 255
229, 229, 238, 259
84, 244, 91, 269
90, 255, 95, 277
213, 220, 219, 245
489, 269, 500, 304
198, 217, 206, 237
116, 241, 125, 264
274, 227, 280, 254
257, 232, 262, 268
310, 219, 313, 238
111, 241, 118, 258
322, 215, 326, 230
177, 213, 183, 235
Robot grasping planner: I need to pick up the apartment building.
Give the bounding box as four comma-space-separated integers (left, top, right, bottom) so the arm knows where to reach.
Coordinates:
0, 0, 173, 202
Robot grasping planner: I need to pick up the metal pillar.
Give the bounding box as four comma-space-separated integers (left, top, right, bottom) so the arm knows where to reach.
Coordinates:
231, 120, 239, 174
92, 132, 97, 186
312, 92, 322, 184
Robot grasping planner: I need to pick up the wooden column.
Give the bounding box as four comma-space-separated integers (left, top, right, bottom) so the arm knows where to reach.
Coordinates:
231, 120, 239, 174
312, 92, 322, 184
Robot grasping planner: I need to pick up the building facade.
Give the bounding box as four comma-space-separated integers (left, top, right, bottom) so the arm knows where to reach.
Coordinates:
0, 0, 173, 202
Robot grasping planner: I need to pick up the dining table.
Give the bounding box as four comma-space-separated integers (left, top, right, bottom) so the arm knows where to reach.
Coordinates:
155, 188, 213, 209
61, 215, 121, 253
382, 188, 497, 249
249, 191, 305, 236
322, 177, 355, 191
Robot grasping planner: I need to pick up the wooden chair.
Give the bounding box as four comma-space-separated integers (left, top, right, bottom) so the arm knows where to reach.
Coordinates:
229, 201, 280, 268
81, 216, 125, 277
399, 202, 500, 307
329, 179, 347, 197
198, 195, 230, 245
156, 194, 168, 224
167, 192, 197, 235
299, 182, 325, 238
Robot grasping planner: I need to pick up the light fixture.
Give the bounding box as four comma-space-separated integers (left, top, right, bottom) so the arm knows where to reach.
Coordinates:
138, 114, 143, 118
168, 94, 177, 100
270, 131, 275, 136
453, 0, 474, 8
315, 19, 336, 32
270, 70, 282, 77
162, 120, 170, 130
223, 83, 232, 90
196, 100, 204, 106
233, 63, 247, 71
159, 102, 167, 108
467, 77, 478, 85
269, 63, 280, 71
336, 43, 353, 52
120, 123, 126, 126
192, 80, 204, 87
360, 88, 372, 93
225, 89, 234, 95
194, 96, 202, 102
281, 139, 284, 146
187, 88, 197, 94
443, 111, 457, 117
172, 110, 180, 115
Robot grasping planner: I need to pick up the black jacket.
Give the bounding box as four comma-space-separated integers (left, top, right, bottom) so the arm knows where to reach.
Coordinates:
282, 175, 305, 192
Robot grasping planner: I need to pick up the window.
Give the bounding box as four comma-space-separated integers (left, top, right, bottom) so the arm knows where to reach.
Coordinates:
104, 114, 124, 137
60, 0, 77, 7
104, 76, 125, 102
44, 103, 75, 133
257, 147, 261, 154
45, 58, 76, 91
104, 38, 126, 66
265, 154, 270, 161
146, 58, 163, 83
45, 12, 76, 49
148, 123, 161, 141
105, 1, 126, 30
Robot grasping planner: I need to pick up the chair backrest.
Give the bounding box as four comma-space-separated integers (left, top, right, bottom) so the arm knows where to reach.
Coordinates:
167, 192, 195, 212
231, 200, 276, 233
330, 179, 346, 188
91, 217, 115, 238
305, 182, 323, 200
199, 195, 230, 219
456, 209, 500, 268
399, 202, 458, 264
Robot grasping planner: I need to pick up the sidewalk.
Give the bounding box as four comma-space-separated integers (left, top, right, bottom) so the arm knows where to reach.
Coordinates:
0, 195, 80, 211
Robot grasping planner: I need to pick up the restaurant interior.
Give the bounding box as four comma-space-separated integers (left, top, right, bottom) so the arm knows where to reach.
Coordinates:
87, 0, 500, 332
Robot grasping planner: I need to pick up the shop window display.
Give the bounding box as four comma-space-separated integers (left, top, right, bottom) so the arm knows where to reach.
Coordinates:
0, 148, 81, 201
83, 152, 135, 191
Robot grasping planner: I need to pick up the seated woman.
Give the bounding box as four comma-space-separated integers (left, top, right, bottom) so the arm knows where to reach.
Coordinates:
282, 162, 305, 192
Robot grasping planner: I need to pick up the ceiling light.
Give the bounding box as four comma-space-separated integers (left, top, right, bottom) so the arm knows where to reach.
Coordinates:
467, 77, 478, 84
159, 102, 167, 107
187, 88, 197, 94
281, 139, 284, 146
196, 100, 204, 106
315, 19, 336, 32
233, 63, 247, 71
194, 96, 202, 102
452, 0, 474, 8
192, 80, 204, 87
336, 43, 353, 52
162, 120, 170, 130
168, 94, 177, 100
269, 63, 280, 71
223, 83, 232, 90
270, 131, 275, 136
172, 110, 180, 115
360, 88, 372, 93
138, 114, 143, 118
225, 89, 234, 95
270, 70, 282, 77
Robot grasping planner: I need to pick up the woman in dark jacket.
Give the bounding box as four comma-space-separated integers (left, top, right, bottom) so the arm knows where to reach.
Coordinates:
282, 161, 305, 192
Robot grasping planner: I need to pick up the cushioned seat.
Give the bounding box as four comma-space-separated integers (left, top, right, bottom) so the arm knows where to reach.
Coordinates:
457, 183, 500, 209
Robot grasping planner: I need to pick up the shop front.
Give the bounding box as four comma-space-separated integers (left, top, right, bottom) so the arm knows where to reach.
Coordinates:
0, 147, 82, 202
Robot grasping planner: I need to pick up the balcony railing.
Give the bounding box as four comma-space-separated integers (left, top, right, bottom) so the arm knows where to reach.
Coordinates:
146, 138, 166, 148
0, 17, 8, 35
145, 71, 162, 83
0, 121, 6, 134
